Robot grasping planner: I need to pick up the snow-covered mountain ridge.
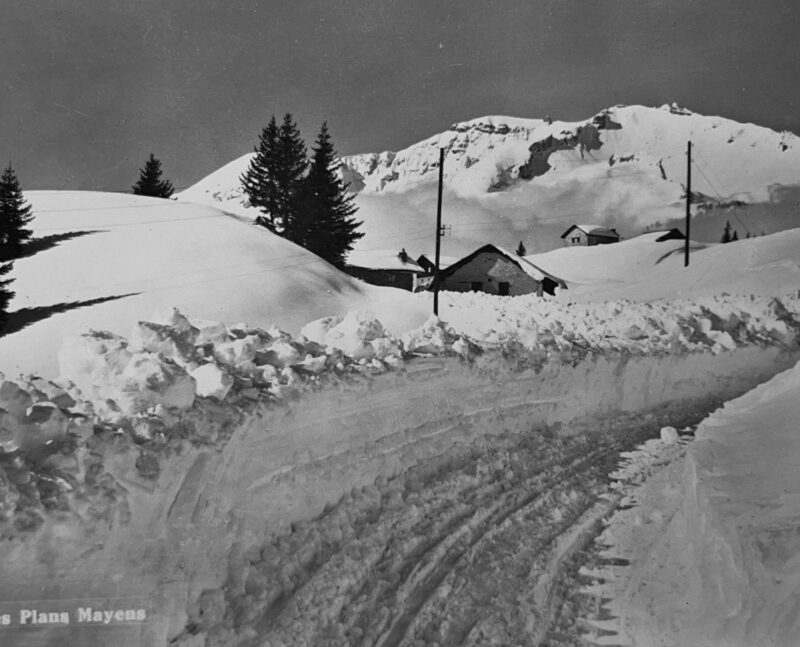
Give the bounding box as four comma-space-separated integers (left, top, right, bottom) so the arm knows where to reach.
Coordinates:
180, 103, 800, 254
340, 104, 799, 198
184, 103, 799, 203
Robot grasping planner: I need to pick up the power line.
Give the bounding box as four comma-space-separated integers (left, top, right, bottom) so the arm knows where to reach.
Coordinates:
32, 212, 228, 232
691, 157, 751, 236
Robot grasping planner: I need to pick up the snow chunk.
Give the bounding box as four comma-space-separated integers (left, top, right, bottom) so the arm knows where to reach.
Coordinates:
323, 312, 395, 360
190, 363, 234, 400
301, 316, 343, 346
402, 316, 460, 355
660, 426, 679, 444
59, 331, 196, 416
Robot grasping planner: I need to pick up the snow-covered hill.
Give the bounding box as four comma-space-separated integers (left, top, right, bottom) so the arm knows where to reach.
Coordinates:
528, 229, 800, 301
180, 104, 800, 255
0, 192, 430, 376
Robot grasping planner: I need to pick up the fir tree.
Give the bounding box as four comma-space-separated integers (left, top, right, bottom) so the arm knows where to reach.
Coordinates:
275, 113, 308, 242
721, 221, 732, 243
132, 154, 174, 198
298, 122, 363, 267
242, 114, 308, 237
516, 241, 526, 256
241, 116, 281, 232
0, 261, 14, 330
0, 163, 34, 260
731, 229, 739, 241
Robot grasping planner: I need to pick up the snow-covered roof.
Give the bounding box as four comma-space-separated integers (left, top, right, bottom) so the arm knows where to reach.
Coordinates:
561, 224, 621, 239
416, 254, 457, 270
346, 249, 423, 272
633, 229, 685, 242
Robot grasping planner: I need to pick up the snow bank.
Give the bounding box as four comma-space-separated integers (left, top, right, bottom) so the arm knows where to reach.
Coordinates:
667, 361, 800, 646
596, 355, 800, 647
440, 291, 799, 355
44, 293, 800, 429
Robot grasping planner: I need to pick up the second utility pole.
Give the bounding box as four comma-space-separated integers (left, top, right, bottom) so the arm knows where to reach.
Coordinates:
684, 140, 692, 267
433, 147, 444, 315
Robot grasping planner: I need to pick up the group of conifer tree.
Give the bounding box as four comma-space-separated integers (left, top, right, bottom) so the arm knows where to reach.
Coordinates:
0, 164, 34, 328
240, 114, 362, 267
721, 220, 763, 243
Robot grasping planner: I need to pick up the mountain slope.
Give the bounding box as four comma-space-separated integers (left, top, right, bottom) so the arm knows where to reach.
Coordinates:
0, 192, 429, 375
179, 104, 800, 255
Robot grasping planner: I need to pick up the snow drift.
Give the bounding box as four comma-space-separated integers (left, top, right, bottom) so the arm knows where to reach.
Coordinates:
0, 191, 430, 376
598, 355, 800, 647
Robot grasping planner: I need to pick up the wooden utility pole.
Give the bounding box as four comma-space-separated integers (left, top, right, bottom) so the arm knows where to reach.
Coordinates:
684, 140, 692, 267
433, 147, 445, 315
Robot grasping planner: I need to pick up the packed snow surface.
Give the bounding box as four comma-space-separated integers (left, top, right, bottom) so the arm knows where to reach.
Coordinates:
0, 191, 429, 376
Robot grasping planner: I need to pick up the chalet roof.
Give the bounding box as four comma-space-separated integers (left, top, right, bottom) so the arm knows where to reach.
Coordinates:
440, 244, 568, 289
560, 224, 620, 239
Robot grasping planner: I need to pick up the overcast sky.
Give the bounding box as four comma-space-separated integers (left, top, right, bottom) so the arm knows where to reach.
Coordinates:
2, 0, 798, 191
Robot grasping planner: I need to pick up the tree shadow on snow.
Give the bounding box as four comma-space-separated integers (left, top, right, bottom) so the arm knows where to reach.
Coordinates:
0, 293, 140, 338
9, 231, 104, 261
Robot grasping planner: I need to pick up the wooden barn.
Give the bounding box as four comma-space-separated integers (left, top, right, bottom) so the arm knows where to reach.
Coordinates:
438, 244, 567, 296
344, 249, 427, 292
561, 224, 621, 247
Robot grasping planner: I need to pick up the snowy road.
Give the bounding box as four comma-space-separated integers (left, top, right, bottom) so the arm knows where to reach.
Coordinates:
217, 401, 716, 647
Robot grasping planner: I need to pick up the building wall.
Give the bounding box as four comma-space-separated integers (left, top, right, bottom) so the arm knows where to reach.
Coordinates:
586, 234, 619, 246
563, 230, 619, 246
563, 229, 588, 246
440, 252, 540, 296
343, 267, 417, 291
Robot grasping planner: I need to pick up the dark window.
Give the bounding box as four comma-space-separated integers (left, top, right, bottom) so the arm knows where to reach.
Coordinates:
470, 281, 482, 291
572, 236, 580, 243
498, 282, 510, 296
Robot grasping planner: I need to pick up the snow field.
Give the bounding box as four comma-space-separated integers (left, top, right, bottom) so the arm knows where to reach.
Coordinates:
0, 191, 430, 377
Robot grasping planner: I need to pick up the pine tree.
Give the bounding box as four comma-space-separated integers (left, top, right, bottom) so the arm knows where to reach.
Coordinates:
731, 229, 739, 241
0, 163, 34, 260
132, 154, 174, 198
0, 261, 14, 330
241, 115, 280, 232
516, 241, 526, 256
298, 122, 363, 267
721, 221, 732, 243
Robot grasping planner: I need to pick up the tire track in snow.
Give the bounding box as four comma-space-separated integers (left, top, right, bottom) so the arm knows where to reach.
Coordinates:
375, 446, 616, 647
